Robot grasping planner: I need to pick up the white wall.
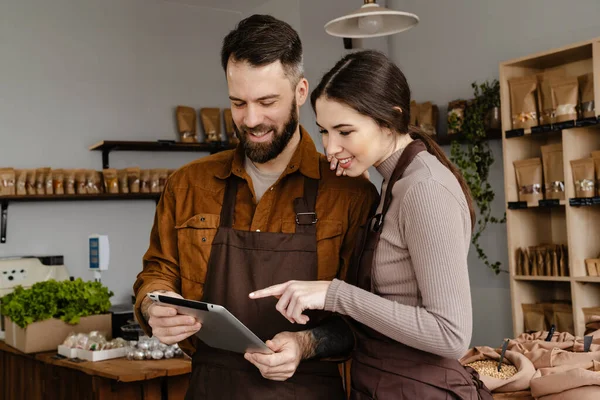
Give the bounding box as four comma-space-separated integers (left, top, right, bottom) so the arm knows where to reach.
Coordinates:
0, 0, 241, 305
388, 0, 600, 346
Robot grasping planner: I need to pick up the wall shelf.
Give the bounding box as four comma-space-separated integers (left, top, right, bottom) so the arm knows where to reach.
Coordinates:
89, 140, 236, 169
1, 140, 236, 244
433, 128, 502, 146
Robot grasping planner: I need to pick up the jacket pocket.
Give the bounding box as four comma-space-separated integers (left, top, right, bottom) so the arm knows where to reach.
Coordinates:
282, 219, 343, 280
174, 213, 220, 284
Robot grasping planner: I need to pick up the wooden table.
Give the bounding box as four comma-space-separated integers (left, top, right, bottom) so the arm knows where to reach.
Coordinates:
0, 340, 191, 400
493, 390, 534, 399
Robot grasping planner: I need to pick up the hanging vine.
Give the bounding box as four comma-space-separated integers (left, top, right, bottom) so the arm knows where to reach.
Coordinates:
450, 80, 507, 274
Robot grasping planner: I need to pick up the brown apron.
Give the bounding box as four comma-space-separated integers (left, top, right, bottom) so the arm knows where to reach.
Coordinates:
185, 174, 345, 400
346, 140, 493, 400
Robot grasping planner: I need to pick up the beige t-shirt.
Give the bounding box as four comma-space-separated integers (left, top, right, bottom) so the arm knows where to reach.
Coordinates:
244, 157, 280, 202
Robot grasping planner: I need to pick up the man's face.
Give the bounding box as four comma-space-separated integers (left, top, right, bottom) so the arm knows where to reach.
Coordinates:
226, 59, 303, 164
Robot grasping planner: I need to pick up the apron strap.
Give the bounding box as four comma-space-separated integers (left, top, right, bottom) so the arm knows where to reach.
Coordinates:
374, 140, 427, 232
220, 176, 240, 228
294, 177, 319, 234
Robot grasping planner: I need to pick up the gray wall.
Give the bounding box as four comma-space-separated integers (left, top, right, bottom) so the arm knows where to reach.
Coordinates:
388, 0, 600, 346
0, 0, 241, 304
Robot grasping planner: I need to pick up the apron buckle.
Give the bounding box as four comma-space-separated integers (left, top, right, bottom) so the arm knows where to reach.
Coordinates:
296, 212, 318, 225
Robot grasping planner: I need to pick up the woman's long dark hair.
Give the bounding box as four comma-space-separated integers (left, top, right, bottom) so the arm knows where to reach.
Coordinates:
310, 50, 475, 229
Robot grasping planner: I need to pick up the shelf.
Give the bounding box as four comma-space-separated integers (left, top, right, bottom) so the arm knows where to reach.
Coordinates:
0, 193, 160, 243
507, 199, 566, 210
573, 277, 600, 283
513, 275, 571, 282
505, 117, 599, 139
89, 140, 236, 168
433, 128, 502, 146
569, 197, 600, 207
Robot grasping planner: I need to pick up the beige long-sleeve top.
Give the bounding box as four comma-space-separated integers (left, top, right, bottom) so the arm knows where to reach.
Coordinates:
324, 147, 473, 359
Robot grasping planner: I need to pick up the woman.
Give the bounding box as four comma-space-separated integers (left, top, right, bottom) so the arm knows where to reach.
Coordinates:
250, 50, 492, 399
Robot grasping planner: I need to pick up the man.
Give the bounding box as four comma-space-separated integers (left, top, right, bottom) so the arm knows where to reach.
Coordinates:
133, 14, 378, 399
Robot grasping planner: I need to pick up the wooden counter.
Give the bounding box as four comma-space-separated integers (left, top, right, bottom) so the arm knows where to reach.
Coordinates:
0, 340, 191, 400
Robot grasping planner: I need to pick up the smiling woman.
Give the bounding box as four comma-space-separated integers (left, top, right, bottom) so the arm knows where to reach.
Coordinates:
251, 50, 494, 399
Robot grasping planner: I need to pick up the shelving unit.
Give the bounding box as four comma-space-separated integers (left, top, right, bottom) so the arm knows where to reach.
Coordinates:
500, 37, 600, 337
0, 140, 236, 244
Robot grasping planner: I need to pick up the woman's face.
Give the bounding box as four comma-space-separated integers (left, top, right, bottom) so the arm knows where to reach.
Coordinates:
315, 97, 396, 177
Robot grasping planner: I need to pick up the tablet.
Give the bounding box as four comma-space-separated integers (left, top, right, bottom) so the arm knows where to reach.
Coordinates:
147, 293, 272, 354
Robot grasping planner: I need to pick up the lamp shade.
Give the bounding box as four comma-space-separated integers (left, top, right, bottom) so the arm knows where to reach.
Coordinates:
325, 1, 419, 39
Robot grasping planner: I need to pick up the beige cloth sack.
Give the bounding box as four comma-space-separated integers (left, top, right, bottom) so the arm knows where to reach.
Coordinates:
530, 361, 600, 399
460, 346, 535, 392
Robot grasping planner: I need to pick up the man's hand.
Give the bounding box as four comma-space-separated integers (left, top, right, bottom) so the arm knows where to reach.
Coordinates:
249, 280, 331, 324
244, 331, 312, 381
143, 291, 201, 345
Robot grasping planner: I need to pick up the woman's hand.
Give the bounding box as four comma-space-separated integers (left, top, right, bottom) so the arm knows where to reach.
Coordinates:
249, 280, 331, 324
327, 154, 370, 179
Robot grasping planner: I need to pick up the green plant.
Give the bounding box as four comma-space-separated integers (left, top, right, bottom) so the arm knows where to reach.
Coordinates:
450, 80, 507, 274
0, 279, 113, 328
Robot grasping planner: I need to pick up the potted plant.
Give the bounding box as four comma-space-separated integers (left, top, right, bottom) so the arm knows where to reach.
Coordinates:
450, 80, 506, 274
1, 279, 114, 353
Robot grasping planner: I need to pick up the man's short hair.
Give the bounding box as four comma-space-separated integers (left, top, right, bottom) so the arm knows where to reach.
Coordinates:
221, 14, 304, 86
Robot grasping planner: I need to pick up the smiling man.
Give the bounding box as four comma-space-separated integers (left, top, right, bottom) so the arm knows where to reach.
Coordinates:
133, 14, 378, 400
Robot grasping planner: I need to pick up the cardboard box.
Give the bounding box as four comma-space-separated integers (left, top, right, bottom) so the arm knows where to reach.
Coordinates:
4, 314, 112, 354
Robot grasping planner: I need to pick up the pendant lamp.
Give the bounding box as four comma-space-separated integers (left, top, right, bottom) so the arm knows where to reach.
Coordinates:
325, 0, 419, 39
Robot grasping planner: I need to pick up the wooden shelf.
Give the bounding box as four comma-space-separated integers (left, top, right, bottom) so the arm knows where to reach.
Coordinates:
501, 37, 600, 338
573, 276, 600, 283
0, 193, 160, 202
89, 140, 236, 168
433, 128, 502, 146
513, 276, 571, 282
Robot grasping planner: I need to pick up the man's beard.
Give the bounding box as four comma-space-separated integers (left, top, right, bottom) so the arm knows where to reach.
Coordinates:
234, 99, 298, 164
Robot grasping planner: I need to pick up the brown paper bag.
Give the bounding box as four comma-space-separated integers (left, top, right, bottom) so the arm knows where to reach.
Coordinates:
541, 144, 565, 200
460, 346, 536, 393
410, 100, 418, 126
537, 67, 567, 125
102, 169, 119, 194
514, 158, 543, 203
52, 169, 65, 195
522, 249, 531, 276
578, 72, 595, 119
149, 169, 161, 193
200, 108, 222, 143
570, 158, 595, 198
140, 170, 150, 193
552, 303, 574, 334
0, 168, 16, 196
418, 102, 437, 135
223, 109, 238, 145
15, 170, 27, 196
126, 167, 141, 194
75, 169, 87, 195
35, 168, 50, 195
176, 105, 197, 143
25, 169, 36, 195
117, 169, 129, 194
515, 248, 523, 275
509, 76, 538, 129
64, 170, 76, 195
551, 77, 579, 123
523, 303, 547, 332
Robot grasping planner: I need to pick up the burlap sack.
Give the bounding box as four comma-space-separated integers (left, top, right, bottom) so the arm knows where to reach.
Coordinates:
530, 361, 600, 400
460, 346, 535, 392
